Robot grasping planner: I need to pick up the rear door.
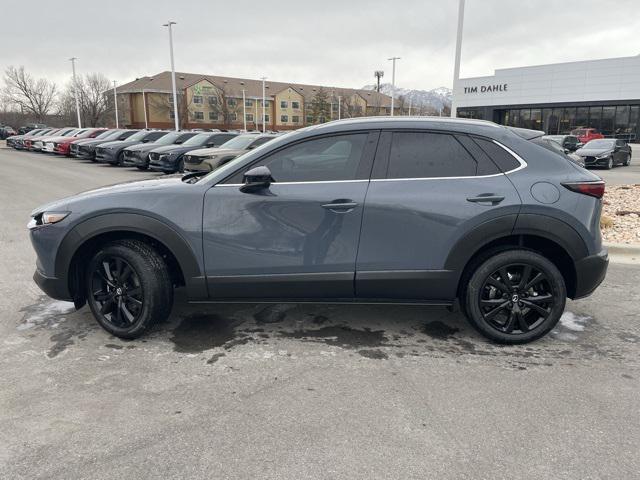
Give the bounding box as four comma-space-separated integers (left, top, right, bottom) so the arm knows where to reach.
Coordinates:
202, 131, 379, 299
355, 130, 522, 300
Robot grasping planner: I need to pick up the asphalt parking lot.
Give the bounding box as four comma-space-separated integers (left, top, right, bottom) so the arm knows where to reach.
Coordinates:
1, 143, 639, 479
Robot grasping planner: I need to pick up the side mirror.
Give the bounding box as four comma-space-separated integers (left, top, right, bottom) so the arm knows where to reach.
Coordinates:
240, 165, 272, 193
564, 148, 570, 154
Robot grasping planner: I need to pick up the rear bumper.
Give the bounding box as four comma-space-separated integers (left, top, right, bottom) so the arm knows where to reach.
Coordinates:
573, 248, 608, 299
33, 269, 71, 301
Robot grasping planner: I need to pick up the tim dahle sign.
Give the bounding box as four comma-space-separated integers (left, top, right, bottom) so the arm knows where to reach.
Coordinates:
464, 84, 508, 94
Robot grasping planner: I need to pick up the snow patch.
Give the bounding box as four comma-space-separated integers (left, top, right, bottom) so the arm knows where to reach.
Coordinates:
559, 311, 591, 332
18, 300, 75, 331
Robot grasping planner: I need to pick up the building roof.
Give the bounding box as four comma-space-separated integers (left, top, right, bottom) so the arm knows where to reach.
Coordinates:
117, 71, 393, 107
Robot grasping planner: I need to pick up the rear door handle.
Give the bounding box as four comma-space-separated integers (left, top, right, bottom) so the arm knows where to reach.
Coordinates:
466, 194, 505, 205
321, 201, 358, 212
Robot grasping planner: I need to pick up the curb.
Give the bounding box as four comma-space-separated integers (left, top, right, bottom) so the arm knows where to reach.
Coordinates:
604, 242, 640, 256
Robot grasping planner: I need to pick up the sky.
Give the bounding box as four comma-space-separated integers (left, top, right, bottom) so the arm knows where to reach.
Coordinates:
2, 0, 640, 92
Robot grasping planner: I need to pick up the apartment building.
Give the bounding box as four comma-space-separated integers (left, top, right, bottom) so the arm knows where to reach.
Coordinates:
115, 71, 394, 130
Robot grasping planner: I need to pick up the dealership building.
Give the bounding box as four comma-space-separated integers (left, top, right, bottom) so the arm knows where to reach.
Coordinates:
453, 55, 640, 141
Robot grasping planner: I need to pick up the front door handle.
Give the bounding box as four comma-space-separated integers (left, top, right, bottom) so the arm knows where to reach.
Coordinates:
321, 201, 358, 212
467, 194, 505, 205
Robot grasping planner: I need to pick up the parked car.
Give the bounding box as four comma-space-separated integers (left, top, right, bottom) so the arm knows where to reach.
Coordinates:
95, 130, 170, 165
183, 133, 277, 173
148, 131, 240, 173
28, 117, 608, 344
544, 134, 580, 151
32, 128, 75, 152
17, 128, 55, 150
18, 123, 47, 135
536, 137, 585, 167
5, 130, 39, 148
55, 128, 108, 156
1, 126, 17, 139
575, 138, 632, 169
121, 131, 200, 170
42, 129, 86, 153
73, 130, 137, 160
570, 128, 604, 144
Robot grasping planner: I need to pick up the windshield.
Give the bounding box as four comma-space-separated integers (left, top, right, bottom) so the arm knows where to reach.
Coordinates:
126, 130, 150, 141
219, 135, 263, 150
153, 131, 183, 145
63, 129, 80, 137
182, 133, 212, 146
545, 135, 564, 143
95, 130, 117, 139
584, 139, 614, 149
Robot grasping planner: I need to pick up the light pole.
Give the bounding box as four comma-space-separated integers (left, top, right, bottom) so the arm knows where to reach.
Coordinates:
69, 57, 82, 128
408, 97, 412, 116
338, 95, 342, 120
451, 0, 465, 118
388, 57, 400, 117
261, 77, 267, 133
112, 80, 119, 128
242, 88, 247, 131
163, 21, 179, 130
142, 89, 148, 129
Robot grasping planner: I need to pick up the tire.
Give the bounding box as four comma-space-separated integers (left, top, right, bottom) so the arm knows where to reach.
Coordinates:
177, 158, 185, 174
85, 240, 173, 339
623, 154, 631, 166
464, 249, 566, 344
605, 156, 613, 169
136, 165, 148, 171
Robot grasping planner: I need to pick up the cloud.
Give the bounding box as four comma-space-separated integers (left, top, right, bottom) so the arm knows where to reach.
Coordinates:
2, 0, 640, 91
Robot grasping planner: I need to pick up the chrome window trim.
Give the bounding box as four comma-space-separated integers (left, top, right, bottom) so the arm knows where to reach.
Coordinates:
216, 179, 369, 187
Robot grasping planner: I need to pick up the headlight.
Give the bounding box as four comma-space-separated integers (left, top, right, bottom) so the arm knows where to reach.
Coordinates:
596, 152, 612, 159
204, 155, 217, 161
28, 211, 70, 230
159, 154, 169, 160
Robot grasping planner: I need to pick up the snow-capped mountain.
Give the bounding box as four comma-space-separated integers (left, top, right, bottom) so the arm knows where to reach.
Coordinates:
362, 83, 452, 112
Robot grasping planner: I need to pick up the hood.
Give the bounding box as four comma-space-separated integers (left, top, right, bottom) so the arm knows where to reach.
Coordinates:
149, 144, 192, 155
81, 137, 117, 147
43, 135, 72, 143
575, 147, 613, 157
99, 140, 140, 149
30, 176, 185, 216
124, 142, 163, 153
188, 147, 244, 158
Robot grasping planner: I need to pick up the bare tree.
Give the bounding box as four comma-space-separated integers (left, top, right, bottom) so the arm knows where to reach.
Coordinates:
57, 73, 114, 127
148, 91, 191, 129
2, 66, 57, 122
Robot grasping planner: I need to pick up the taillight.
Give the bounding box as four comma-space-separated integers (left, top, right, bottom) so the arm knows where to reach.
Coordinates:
562, 180, 605, 199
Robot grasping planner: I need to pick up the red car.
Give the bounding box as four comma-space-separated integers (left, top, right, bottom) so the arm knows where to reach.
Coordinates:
55, 128, 108, 156
571, 128, 604, 144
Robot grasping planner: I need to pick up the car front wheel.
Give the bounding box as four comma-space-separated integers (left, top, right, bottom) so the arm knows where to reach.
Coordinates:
85, 240, 173, 339
605, 156, 613, 169
623, 154, 631, 166
464, 250, 566, 344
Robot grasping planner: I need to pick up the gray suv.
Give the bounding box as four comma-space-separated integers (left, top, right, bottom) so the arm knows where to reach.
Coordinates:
28, 118, 608, 344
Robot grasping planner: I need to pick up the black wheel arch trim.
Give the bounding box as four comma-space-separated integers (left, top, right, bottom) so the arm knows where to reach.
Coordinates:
55, 213, 207, 300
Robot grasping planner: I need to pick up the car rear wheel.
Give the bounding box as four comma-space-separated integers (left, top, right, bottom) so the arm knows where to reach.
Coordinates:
85, 240, 173, 339
464, 250, 566, 344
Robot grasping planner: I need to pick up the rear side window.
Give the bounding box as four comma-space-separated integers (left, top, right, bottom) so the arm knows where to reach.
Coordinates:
144, 131, 167, 141
472, 137, 521, 172
387, 132, 477, 178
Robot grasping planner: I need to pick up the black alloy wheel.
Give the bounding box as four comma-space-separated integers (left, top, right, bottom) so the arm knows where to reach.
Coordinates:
85, 240, 173, 339
605, 156, 613, 169
465, 249, 566, 344
90, 255, 144, 329
478, 263, 554, 334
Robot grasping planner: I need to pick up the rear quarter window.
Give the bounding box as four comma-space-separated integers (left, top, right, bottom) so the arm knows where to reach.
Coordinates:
472, 137, 521, 172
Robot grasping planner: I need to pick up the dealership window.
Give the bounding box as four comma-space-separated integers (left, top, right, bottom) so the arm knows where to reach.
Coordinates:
601, 106, 615, 137
292, 101, 300, 109
246, 113, 254, 122
575, 107, 589, 129
589, 106, 602, 132
520, 109, 531, 129
280, 100, 288, 109
615, 105, 630, 136
194, 111, 204, 120
209, 112, 219, 121
629, 106, 639, 141
292, 115, 300, 123
531, 109, 542, 130
193, 95, 203, 104
388, 132, 477, 179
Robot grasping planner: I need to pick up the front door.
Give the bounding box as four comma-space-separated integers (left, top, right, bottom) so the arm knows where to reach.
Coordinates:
202, 131, 378, 299
355, 131, 522, 300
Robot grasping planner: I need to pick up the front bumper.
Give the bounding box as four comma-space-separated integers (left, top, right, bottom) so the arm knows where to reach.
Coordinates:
149, 154, 178, 172
573, 248, 608, 299
121, 150, 148, 167
95, 148, 118, 164
42, 142, 56, 153
582, 156, 611, 167
33, 269, 72, 301
75, 146, 96, 159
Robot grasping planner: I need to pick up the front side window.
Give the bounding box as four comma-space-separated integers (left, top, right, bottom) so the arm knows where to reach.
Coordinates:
250, 134, 368, 183
387, 132, 477, 178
